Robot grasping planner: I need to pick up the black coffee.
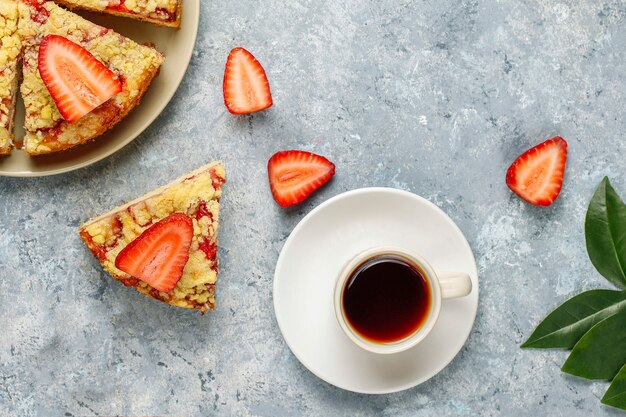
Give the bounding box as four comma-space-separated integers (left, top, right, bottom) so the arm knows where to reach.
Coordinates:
342, 254, 431, 343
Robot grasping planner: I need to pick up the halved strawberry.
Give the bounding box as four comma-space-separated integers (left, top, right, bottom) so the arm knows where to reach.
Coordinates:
38, 34, 122, 123
268, 150, 336, 207
223, 47, 272, 114
115, 213, 194, 293
506, 136, 568, 206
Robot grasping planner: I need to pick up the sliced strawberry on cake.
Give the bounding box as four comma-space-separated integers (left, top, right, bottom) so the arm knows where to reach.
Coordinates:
79, 162, 226, 313
268, 150, 336, 207
224, 48, 272, 115
506, 136, 568, 206
38, 34, 122, 123
0, 0, 21, 155
116, 213, 194, 293
55, 0, 182, 28
18, 0, 164, 155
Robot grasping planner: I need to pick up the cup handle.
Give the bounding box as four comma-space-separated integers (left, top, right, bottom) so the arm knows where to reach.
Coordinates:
438, 272, 473, 299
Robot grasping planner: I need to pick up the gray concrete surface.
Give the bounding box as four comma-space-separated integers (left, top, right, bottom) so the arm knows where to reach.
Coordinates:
1, 0, 626, 415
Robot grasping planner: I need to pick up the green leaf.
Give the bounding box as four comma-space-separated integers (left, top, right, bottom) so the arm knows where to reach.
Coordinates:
585, 177, 626, 289
602, 363, 626, 410
562, 308, 626, 380
521, 289, 626, 349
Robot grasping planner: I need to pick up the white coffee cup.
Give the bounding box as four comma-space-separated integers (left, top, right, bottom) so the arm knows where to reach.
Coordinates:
334, 246, 472, 354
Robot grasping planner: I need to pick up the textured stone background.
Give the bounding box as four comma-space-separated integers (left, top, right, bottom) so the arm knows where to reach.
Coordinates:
1, 0, 626, 416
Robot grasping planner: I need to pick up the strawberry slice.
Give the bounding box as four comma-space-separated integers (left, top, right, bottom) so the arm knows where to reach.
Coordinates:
268, 150, 336, 207
38, 34, 122, 123
506, 136, 568, 206
115, 213, 194, 293
223, 47, 272, 114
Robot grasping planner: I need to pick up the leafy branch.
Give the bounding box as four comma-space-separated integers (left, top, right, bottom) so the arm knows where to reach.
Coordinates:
522, 177, 626, 410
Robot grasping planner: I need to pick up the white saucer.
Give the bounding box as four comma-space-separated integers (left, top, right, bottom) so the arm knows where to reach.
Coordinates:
273, 188, 479, 394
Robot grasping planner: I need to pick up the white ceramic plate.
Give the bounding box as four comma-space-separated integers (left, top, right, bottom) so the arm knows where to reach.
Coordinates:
273, 188, 479, 394
0, 1, 200, 177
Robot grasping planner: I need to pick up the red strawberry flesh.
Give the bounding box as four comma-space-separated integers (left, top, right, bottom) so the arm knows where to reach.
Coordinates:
223, 47, 272, 114
115, 213, 194, 293
38, 34, 122, 123
268, 150, 336, 207
506, 136, 568, 206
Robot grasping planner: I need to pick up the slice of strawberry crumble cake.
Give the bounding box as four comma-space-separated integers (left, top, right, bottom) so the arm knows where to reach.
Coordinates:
0, 0, 21, 155
55, 0, 182, 28
18, 0, 164, 155
79, 162, 226, 313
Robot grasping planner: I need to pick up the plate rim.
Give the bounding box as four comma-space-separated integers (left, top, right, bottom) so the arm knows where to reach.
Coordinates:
272, 187, 479, 394
0, 0, 200, 178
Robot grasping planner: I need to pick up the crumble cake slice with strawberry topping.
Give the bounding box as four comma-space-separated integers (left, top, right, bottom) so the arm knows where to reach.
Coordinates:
58, 0, 182, 28
0, 0, 21, 155
55, 0, 182, 28
79, 162, 226, 313
18, 0, 164, 155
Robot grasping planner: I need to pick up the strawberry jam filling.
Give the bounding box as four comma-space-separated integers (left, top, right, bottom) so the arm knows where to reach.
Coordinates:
120, 276, 140, 287
80, 230, 107, 260
210, 170, 226, 188
24, 0, 50, 24
106, 0, 131, 13
0, 97, 11, 121
111, 216, 123, 235
195, 201, 213, 221
198, 238, 217, 261
106, 0, 177, 22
